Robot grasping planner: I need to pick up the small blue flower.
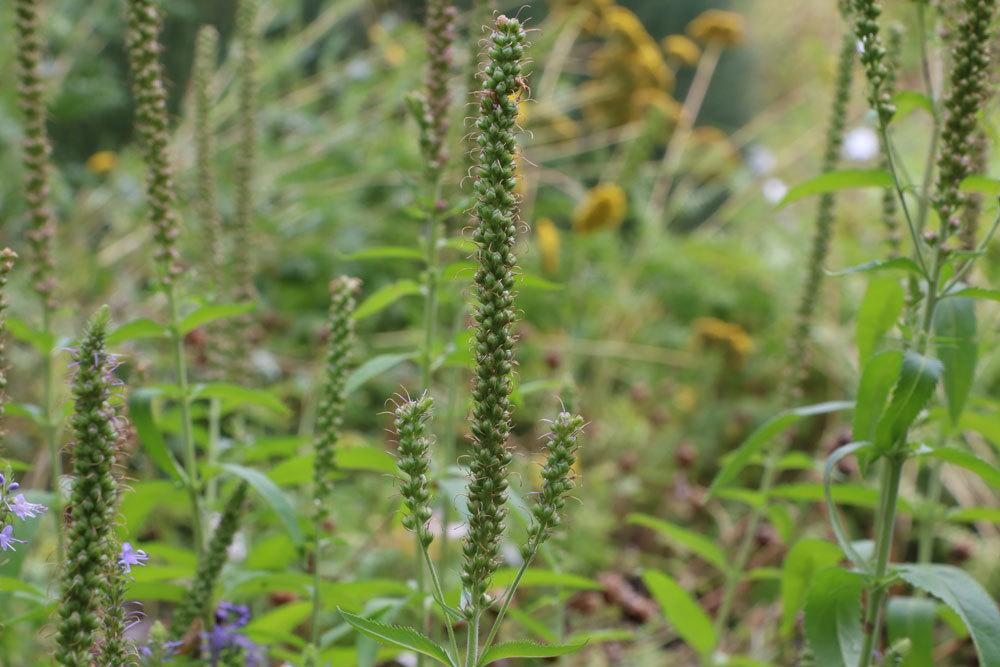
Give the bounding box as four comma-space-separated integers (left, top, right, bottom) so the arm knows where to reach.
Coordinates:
8, 494, 47, 520
0, 524, 25, 551
119, 542, 149, 573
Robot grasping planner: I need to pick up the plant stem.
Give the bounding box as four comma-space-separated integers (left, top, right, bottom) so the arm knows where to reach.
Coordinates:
422, 546, 460, 660
466, 613, 480, 667
167, 285, 204, 556
206, 397, 221, 506
311, 515, 323, 647
857, 456, 904, 667
42, 307, 63, 565
421, 178, 445, 390
480, 553, 532, 655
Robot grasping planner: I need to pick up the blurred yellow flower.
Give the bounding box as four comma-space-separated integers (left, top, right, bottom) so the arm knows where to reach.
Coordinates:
692, 317, 754, 363
574, 183, 627, 234
631, 88, 683, 122
86, 151, 118, 174
662, 35, 701, 66
536, 218, 561, 274
687, 10, 745, 46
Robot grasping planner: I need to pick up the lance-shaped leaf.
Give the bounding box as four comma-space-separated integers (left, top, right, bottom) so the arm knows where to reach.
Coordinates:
804, 567, 865, 667
873, 352, 942, 453
933, 293, 977, 424
338, 609, 455, 666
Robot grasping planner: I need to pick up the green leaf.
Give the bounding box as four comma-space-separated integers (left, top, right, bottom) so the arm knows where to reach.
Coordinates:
896, 563, 1000, 667
516, 273, 562, 291
341, 246, 424, 261
491, 568, 600, 591
708, 401, 854, 496
917, 447, 1000, 490
944, 286, 1000, 302
853, 350, 904, 445
642, 570, 717, 657
779, 169, 892, 207
338, 609, 455, 666
128, 389, 185, 483
947, 507, 1000, 523
891, 91, 934, 122
828, 257, 924, 278
824, 442, 876, 570
887, 597, 936, 667
108, 318, 168, 345
178, 302, 254, 335
353, 280, 422, 320
221, 463, 303, 544
345, 352, 416, 395
804, 567, 865, 667
873, 352, 942, 453
933, 294, 977, 424
478, 640, 585, 665
0, 576, 46, 598
7, 317, 55, 355
781, 539, 843, 637
959, 175, 1000, 196
339, 447, 396, 474
856, 277, 904, 364
627, 513, 727, 572
193, 383, 289, 416
245, 601, 313, 645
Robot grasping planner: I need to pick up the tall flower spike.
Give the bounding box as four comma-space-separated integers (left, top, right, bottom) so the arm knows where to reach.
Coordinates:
461, 15, 528, 614
56, 308, 122, 666
783, 27, 855, 399
395, 394, 436, 548
14, 0, 57, 307
313, 277, 360, 523
170, 482, 249, 640
421, 0, 458, 173
521, 412, 584, 558
932, 0, 997, 241
233, 0, 259, 305
124, 0, 182, 283
193, 26, 225, 290
852, 0, 895, 124
960, 130, 988, 253
880, 25, 902, 255
0, 249, 15, 437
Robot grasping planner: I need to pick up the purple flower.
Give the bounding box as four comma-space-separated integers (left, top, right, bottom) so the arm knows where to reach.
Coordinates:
139, 639, 183, 661
215, 601, 251, 629
0, 473, 19, 494
119, 542, 149, 573
0, 525, 25, 551
203, 602, 264, 666
8, 494, 47, 520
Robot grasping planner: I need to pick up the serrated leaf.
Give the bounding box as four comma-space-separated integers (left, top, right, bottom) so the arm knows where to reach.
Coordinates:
221, 463, 302, 544
178, 302, 254, 335
804, 567, 865, 667
917, 447, 1000, 490
338, 609, 455, 666
873, 352, 942, 453
856, 277, 904, 364
341, 246, 424, 261
781, 539, 843, 637
887, 597, 936, 667
642, 570, 717, 657
627, 513, 727, 572
345, 352, 415, 394
478, 640, 585, 665
896, 564, 1000, 667
780, 169, 892, 207
128, 389, 186, 483
708, 401, 854, 496
853, 350, 904, 444
828, 257, 924, 278
108, 318, 168, 345
353, 280, 422, 320
933, 294, 977, 424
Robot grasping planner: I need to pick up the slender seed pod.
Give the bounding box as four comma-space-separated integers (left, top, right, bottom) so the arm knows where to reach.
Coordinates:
14, 0, 57, 308
420, 0, 458, 173
960, 130, 988, 253
395, 394, 436, 548
56, 309, 122, 666
852, 0, 896, 125
0, 250, 15, 440
461, 15, 528, 614
232, 0, 259, 305
782, 27, 854, 400
521, 412, 583, 558
932, 0, 997, 242
313, 277, 360, 523
124, 0, 183, 284
170, 482, 249, 640
193, 26, 225, 290
880, 26, 902, 255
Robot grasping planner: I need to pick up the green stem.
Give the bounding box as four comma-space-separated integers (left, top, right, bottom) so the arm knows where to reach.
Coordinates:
206, 397, 221, 506
421, 178, 445, 391
422, 546, 460, 661
311, 515, 323, 647
167, 285, 205, 556
857, 456, 904, 667
42, 306, 63, 565
916, 458, 943, 565
466, 613, 480, 667
480, 551, 533, 657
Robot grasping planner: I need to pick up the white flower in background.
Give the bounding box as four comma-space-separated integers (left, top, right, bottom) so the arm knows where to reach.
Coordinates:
843, 126, 879, 162
746, 145, 776, 176
762, 177, 788, 204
